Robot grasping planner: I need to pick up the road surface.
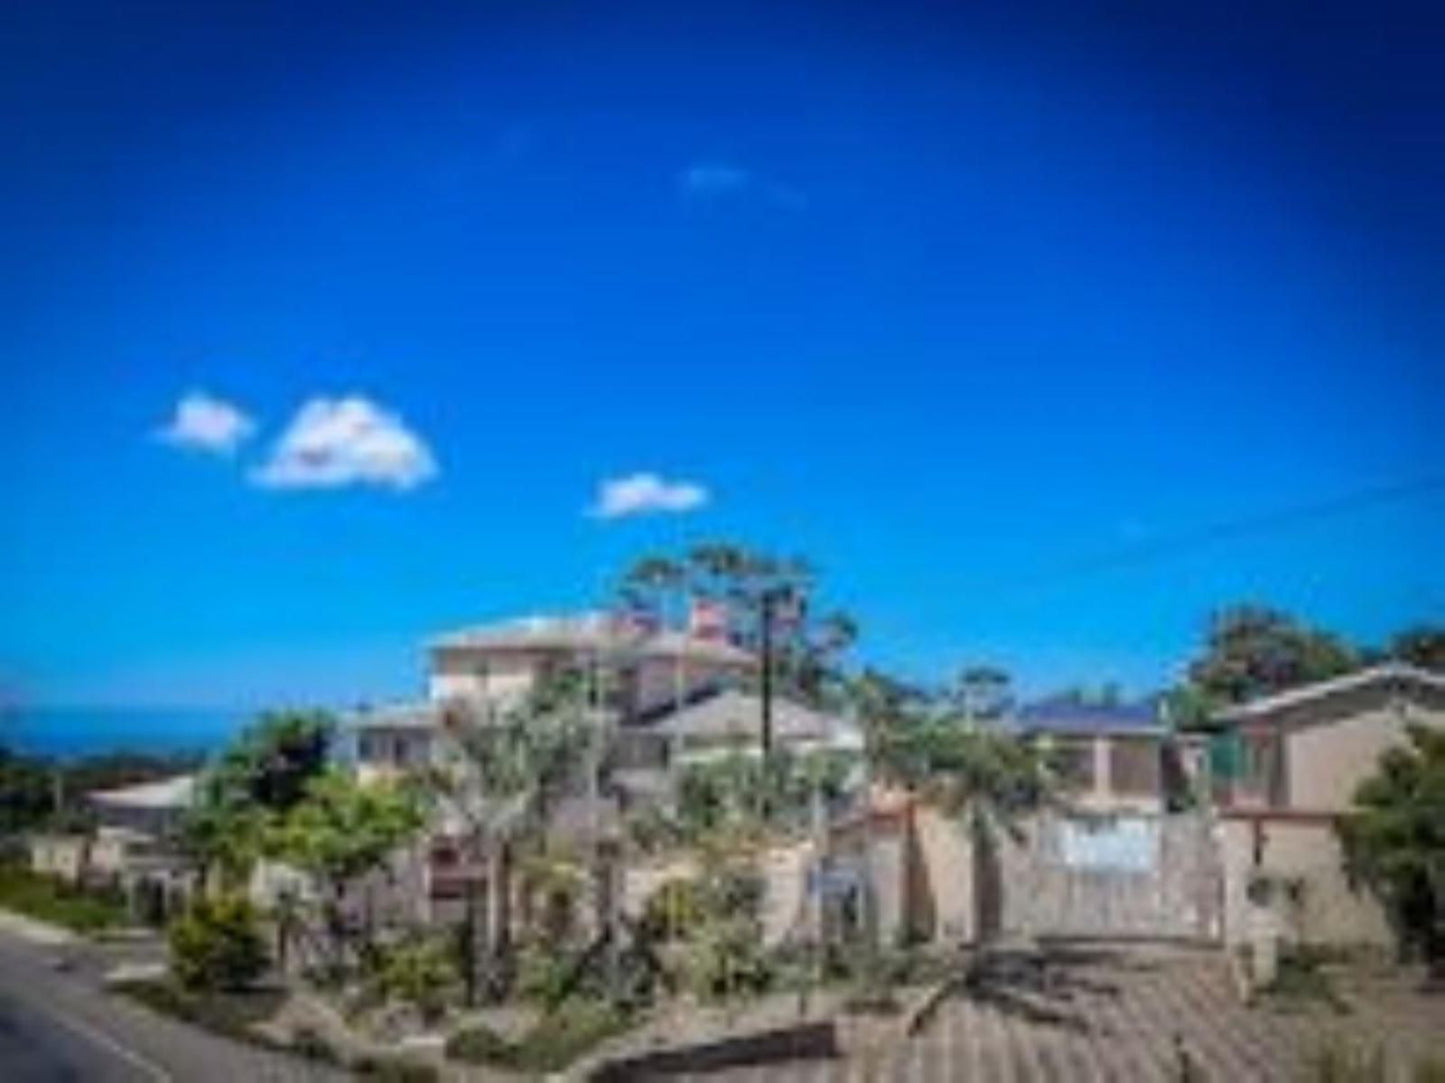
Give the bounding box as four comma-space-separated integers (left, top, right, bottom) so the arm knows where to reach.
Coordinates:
0, 915, 345, 1082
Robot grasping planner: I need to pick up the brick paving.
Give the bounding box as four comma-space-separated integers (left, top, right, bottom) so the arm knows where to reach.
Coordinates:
673, 945, 1444, 1082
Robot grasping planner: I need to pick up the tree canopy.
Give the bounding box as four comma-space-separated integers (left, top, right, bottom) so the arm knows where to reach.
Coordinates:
1336, 725, 1445, 980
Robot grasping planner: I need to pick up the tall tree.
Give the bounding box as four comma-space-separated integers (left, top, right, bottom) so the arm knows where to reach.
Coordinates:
1389, 625, 1445, 673
618, 541, 859, 708
950, 665, 1015, 721
428, 670, 596, 1002
181, 711, 333, 888
1184, 604, 1360, 707
1336, 725, 1445, 985
267, 768, 426, 971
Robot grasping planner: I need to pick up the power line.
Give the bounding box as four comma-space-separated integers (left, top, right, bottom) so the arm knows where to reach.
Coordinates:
981, 474, 1445, 598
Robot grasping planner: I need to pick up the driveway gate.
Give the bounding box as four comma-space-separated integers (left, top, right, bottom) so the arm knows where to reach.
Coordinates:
992, 810, 1223, 942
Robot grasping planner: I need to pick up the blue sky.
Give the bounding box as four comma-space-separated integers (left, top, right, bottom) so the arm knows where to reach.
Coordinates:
1, 0, 1441, 710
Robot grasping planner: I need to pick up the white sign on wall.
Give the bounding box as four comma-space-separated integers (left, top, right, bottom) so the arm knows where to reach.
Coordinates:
1060, 815, 1158, 872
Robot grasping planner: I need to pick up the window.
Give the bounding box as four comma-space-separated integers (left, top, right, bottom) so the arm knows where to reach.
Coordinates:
1109, 738, 1161, 796
1053, 738, 1096, 789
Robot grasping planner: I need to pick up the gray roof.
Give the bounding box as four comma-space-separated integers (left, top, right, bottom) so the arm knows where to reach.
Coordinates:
344, 700, 442, 730
653, 689, 854, 746
429, 612, 756, 668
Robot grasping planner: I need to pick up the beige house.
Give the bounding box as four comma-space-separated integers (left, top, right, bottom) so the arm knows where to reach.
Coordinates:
1211, 663, 1445, 949
28, 772, 197, 923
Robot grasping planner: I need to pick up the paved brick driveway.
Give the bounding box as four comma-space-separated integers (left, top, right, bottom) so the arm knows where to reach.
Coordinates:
672, 945, 1443, 1082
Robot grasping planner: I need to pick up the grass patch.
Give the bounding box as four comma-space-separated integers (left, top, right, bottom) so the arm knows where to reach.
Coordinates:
112, 977, 286, 1047
446, 998, 633, 1073
0, 862, 129, 933
1256, 947, 1352, 1015
1308, 1039, 1445, 1083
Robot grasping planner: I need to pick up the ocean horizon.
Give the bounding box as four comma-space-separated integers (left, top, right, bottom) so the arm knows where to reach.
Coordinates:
0, 706, 258, 760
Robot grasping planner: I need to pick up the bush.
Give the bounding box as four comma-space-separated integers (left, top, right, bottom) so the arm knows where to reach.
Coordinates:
446, 999, 633, 1073
168, 893, 269, 991
354, 1056, 439, 1082
290, 1024, 340, 1063
367, 934, 456, 1023
445, 1021, 513, 1063
112, 978, 284, 1045
638, 876, 705, 941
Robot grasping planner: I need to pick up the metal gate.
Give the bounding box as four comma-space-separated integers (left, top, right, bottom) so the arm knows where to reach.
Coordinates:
992, 810, 1223, 942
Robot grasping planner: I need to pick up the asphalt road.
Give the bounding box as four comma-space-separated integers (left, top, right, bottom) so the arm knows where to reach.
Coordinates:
0, 978, 157, 1082
0, 920, 344, 1082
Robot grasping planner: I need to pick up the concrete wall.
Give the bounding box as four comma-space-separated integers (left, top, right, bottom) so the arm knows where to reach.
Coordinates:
912, 807, 975, 944
1217, 816, 1394, 949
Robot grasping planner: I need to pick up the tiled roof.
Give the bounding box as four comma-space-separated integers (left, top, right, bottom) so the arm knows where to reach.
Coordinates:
428, 611, 756, 667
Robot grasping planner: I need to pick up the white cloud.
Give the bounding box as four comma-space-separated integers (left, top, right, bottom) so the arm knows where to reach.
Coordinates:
589, 472, 710, 519
155, 390, 256, 455
250, 395, 437, 492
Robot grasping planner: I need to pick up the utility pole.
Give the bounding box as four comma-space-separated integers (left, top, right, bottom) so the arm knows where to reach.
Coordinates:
759, 589, 776, 760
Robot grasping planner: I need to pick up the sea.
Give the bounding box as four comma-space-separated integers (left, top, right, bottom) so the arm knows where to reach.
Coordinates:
0, 707, 251, 761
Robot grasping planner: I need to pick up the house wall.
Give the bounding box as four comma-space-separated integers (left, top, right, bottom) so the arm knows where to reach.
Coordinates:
1284, 690, 1443, 810
429, 648, 539, 703
1058, 734, 1165, 814
29, 835, 87, 883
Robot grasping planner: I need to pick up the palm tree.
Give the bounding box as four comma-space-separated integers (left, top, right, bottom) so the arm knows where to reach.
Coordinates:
427, 677, 595, 1002
846, 673, 1057, 964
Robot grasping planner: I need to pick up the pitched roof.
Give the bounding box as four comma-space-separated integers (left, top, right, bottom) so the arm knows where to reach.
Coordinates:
343, 700, 441, 730
1214, 662, 1445, 722
1014, 698, 1163, 735
88, 774, 196, 810
652, 688, 860, 747
428, 612, 756, 668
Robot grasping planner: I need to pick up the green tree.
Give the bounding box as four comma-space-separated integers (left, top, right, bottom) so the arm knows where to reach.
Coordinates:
1336, 725, 1445, 984
950, 665, 1015, 721
181, 711, 333, 887
618, 541, 859, 708
1389, 626, 1445, 673
428, 676, 596, 1002
268, 769, 426, 971
1184, 604, 1360, 708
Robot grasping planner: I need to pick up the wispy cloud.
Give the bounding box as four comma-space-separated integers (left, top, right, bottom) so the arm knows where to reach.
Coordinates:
155, 390, 256, 455
678, 162, 807, 210
250, 395, 437, 492
589, 472, 710, 519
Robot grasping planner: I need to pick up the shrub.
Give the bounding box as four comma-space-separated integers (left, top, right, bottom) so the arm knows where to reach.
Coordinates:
446, 999, 633, 1073
444, 1021, 513, 1064
639, 876, 705, 941
512, 999, 632, 1073
290, 1024, 340, 1063
367, 934, 456, 1023
168, 893, 269, 991
354, 1056, 440, 1082
111, 978, 284, 1045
